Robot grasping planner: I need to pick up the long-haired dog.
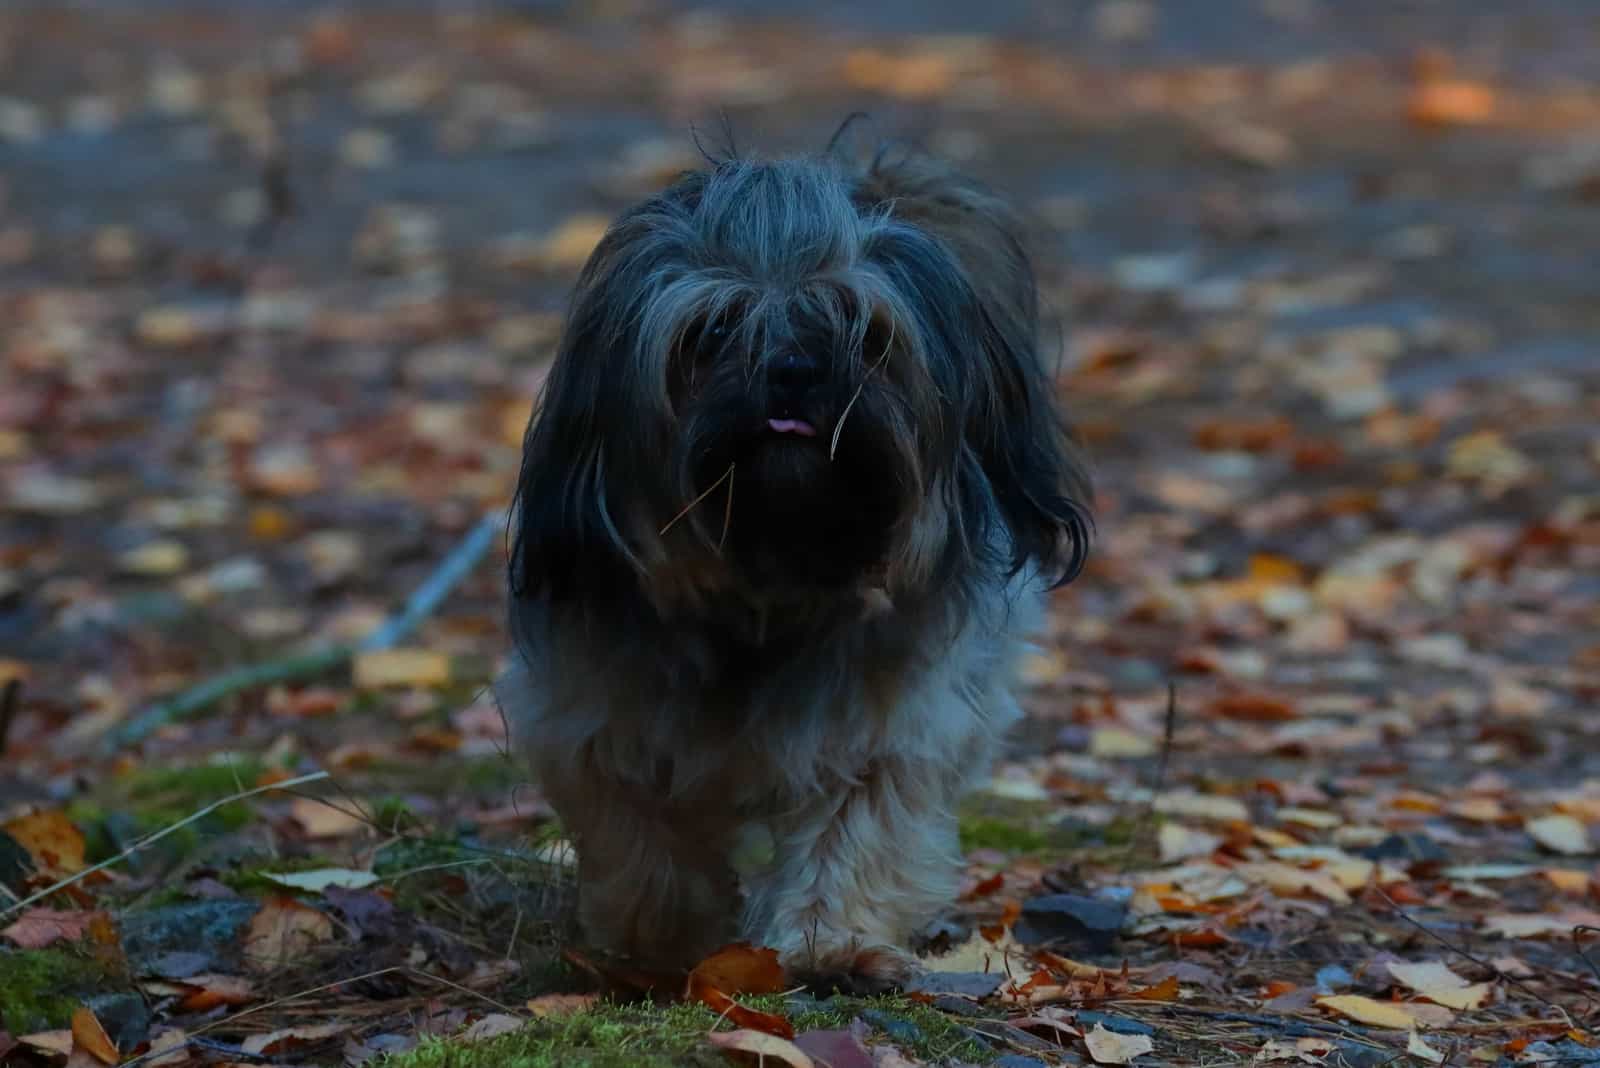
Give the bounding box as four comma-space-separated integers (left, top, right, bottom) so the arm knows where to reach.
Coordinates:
499, 134, 1091, 989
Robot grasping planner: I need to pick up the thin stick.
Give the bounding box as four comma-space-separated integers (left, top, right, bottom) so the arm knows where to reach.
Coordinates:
111, 510, 504, 749
830, 319, 895, 460
718, 463, 735, 552
0, 677, 20, 756
659, 463, 735, 537
0, 770, 330, 920
118, 966, 406, 1068
1374, 886, 1576, 1028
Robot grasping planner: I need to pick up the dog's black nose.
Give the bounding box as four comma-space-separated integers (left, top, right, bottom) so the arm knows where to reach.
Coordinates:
770, 352, 823, 398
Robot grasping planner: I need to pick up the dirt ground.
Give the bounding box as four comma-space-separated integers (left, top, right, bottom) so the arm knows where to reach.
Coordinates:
2, 2, 1598, 1066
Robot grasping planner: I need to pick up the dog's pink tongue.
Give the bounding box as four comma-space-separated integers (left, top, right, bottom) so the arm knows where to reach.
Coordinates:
767, 418, 817, 437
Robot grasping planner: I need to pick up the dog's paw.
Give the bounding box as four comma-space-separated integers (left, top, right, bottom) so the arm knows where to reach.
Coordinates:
786, 943, 920, 996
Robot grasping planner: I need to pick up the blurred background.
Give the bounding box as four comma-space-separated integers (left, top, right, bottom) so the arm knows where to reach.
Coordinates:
1, 3, 1599, 1062
1, 0, 1597, 778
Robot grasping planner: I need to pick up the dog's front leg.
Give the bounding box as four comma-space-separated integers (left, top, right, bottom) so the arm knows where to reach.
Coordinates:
741, 757, 960, 991
550, 775, 740, 971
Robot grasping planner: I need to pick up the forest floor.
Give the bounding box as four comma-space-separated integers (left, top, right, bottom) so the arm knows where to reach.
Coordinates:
2, 1, 1599, 1065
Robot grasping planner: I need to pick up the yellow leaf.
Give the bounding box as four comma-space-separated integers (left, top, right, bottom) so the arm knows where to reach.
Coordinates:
1386, 961, 1492, 1010
1316, 995, 1428, 1030
353, 649, 451, 689
1089, 727, 1157, 759
118, 539, 189, 576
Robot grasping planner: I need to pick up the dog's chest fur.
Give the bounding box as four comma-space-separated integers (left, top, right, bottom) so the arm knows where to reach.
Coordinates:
500, 575, 1040, 815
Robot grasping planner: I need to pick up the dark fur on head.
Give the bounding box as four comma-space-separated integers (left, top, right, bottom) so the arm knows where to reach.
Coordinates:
509, 145, 1090, 650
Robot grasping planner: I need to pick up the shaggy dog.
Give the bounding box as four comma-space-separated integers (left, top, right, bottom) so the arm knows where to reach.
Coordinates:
499, 136, 1090, 989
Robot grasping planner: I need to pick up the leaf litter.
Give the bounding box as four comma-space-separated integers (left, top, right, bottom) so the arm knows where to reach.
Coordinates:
2, 2, 1599, 1067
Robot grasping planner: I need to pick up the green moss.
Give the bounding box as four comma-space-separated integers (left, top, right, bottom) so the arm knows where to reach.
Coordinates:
121, 758, 265, 802
959, 817, 1055, 854
381, 994, 991, 1068
0, 949, 104, 1033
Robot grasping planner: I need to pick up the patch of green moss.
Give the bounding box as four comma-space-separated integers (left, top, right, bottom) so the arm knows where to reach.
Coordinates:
959, 817, 1055, 854
121, 758, 266, 803
381, 994, 991, 1068
380, 1001, 727, 1068
0, 949, 104, 1033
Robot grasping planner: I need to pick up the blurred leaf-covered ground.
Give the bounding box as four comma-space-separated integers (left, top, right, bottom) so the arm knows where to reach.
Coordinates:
1, 1, 1598, 1065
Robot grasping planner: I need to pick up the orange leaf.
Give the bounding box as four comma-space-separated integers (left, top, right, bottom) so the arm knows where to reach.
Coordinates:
688, 979, 794, 1039
4, 809, 87, 879
1207, 693, 1298, 723
1127, 975, 1180, 1002
1262, 980, 1298, 998
687, 943, 787, 997
176, 973, 257, 1012
1408, 80, 1496, 127
70, 1007, 118, 1065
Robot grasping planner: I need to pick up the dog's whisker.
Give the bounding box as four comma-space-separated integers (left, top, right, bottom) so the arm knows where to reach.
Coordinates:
717, 463, 735, 552
829, 318, 896, 461
659, 462, 736, 537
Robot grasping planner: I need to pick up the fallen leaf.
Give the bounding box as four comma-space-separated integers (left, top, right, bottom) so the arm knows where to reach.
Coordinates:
353, 649, 451, 689
1407, 1030, 1445, 1064
526, 993, 599, 1018
70, 1007, 118, 1065
175, 973, 258, 1012
239, 1022, 349, 1055
1526, 815, 1592, 856
793, 1029, 874, 1068
1254, 1037, 1334, 1063
1315, 995, 1430, 1030
2, 908, 100, 949
1207, 692, 1298, 722
689, 981, 794, 1039
1084, 1022, 1155, 1064
1158, 823, 1222, 863
19, 1030, 74, 1057
1128, 975, 1181, 1002
687, 943, 787, 996
243, 897, 335, 972
144, 1028, 190, 1067
288, 798, 371, 839
706, 1029, 814, 1066
4, 809, 87, 878
1385, 961, 1492, 1010
261, 868, 380, 892
1089, 727, 1157, 759
1409, 80, 1497, 127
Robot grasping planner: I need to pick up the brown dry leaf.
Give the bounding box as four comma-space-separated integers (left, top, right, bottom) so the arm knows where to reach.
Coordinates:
1207, 692, 1299, 722
526, 993, 599, 1018
1408, 80, 1497, 127
70, 1007, 118, 1065
239, 1021, 349, 1055
688, 979, 795, 1039
1254, 1037, 1336, 1064
687, 943, 788, 996
352, 649, 451, 689
176, 973, 258, 1011
4, 809, 87, 879
1315, 995, 1433, 1030
531, 215, 610, 272
1386, 961, 1492, 1010
706, 1029, 815, 1067
288, 797, 371, 839
1084, 1022, 1155, 1064
1543, 868, 1591, 895
1526, 814, 1592, 856
2, 908, 100, 949
242, 897, 335, 972
1127, 975, 1181, 1002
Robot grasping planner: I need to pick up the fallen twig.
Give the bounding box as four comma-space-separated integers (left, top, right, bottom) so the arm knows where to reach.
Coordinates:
110, 510, 503, 749
0, 770, 329, 920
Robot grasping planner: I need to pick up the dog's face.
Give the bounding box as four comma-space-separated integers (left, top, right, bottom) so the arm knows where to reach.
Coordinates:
511, 155, 1089, 629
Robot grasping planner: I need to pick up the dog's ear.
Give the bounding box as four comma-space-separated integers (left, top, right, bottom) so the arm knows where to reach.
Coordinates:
509, 233, 653, 621
860, 150, 1093, 588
